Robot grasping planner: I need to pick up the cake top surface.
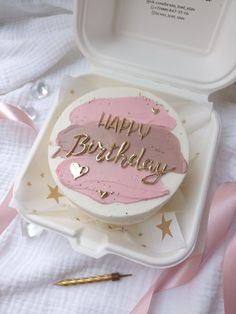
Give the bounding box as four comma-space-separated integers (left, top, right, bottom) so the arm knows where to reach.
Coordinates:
48, 87, 188, 222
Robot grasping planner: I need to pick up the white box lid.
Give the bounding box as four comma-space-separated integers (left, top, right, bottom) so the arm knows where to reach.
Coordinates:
75, 0, 236, 94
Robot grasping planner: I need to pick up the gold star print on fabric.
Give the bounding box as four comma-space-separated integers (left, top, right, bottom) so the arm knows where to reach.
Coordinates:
47, 185, 63, 203
156, 215, 173, 240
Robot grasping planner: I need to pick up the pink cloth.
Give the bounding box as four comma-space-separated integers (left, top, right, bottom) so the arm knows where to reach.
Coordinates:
0, 188, 16, 234
0, 103, 37, 232
131, 183, 236, 314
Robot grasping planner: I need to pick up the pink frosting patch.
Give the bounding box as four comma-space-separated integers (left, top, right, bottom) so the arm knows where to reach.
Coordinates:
56, 157, 169, 204
70, 96, 176, 129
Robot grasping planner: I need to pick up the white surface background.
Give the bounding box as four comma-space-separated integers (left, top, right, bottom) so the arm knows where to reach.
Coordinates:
0, 1, 236, 313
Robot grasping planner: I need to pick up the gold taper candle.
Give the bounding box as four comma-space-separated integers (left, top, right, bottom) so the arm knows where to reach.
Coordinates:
54, 272, 132, 286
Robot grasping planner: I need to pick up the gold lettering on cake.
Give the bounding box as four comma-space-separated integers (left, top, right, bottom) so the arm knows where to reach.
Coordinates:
98, 112, 106, 127
139, 124, 151, 140
97, 112, 151, 140
127, 121, 139, 136
128, 153, 138, 166
107, 116, 120, 132
119, 118, 130, 134
96, 142, 107, 162
66, 134, 174, 184
66, 133, 89, 157
105, 143, 119, 161
142, 164, 171, 185
105, 114, 112, 128
136, 148, 146, 170
87, 141, 99, 154
114, 141, 130, 165
64, 107, 177, 185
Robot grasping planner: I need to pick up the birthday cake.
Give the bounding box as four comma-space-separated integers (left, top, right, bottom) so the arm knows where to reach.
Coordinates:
48, 87, 188, 225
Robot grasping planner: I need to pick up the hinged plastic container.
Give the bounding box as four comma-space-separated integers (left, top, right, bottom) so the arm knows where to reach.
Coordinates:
13, 0, 236, 268
75, 0, 236, 95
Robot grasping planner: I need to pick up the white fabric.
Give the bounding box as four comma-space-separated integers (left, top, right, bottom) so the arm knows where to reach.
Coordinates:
0, 1, 236, 313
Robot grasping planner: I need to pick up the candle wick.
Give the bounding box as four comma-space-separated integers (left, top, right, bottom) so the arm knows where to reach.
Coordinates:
120, 274, 132, 278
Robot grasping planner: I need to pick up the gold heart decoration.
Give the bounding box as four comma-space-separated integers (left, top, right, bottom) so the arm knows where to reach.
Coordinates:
151, 107, 160, 114
98, 190, 110, 199
70, 162, 89, 180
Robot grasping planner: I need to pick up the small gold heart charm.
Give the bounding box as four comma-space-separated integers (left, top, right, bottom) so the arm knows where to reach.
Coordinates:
151, 107, 160, 114
70, 162, 89, 180
98, 190, 110, 199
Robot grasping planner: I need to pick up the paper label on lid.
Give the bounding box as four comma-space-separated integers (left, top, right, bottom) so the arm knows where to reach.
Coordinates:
115, 0, 226, 52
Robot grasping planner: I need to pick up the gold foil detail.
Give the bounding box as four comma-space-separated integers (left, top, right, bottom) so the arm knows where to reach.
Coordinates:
127, 120, 139, 136
105, 143, 119, 161
156, 215, 173, 240
95, 142, 107, 162
107, 116, 120, 132
70, 162, 89, 179
97, 112, 151, 140
87, 141, 99, 154
119, 118, 130, 134
47, 185, 63, 203
65, 103, 178, 186
139, 124, 151, 140
151, 107, 160, 114
97, 112, 105, 127
66, 133, 89, 157
98, 190, 110, 199
66, 134, 174, 185
141, 164, 173, 185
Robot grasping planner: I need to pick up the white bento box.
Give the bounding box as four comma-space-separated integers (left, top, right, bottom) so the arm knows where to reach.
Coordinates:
13, 0, 236, 268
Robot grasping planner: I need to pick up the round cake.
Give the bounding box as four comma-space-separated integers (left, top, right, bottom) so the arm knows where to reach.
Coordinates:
48, 87, 188, 225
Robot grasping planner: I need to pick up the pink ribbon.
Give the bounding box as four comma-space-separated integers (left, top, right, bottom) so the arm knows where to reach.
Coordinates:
0, 102, 38, 132
0, 102, 37, 233
131, 182, 236, 314
0, 102, 236, 314
0, 187, 16, 234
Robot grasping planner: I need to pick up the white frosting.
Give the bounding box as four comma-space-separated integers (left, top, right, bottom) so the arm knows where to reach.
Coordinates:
48, 87, 189, 225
